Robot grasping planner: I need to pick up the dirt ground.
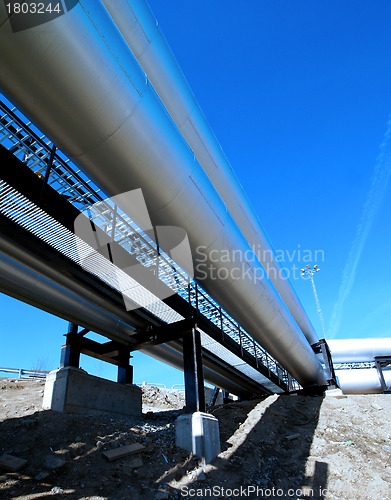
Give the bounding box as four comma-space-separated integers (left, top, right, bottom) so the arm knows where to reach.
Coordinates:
0, 377, 390, 499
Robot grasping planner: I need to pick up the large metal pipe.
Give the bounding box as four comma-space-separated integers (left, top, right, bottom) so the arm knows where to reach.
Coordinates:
0, 232, 150, 330
336, 369, 391, 395
0, 253, 137, 343
0, 251, 268, 396
0, 2, 326, 386
329, 338, 391, 363
142, 342, 274, 397
100, 0, 319, 346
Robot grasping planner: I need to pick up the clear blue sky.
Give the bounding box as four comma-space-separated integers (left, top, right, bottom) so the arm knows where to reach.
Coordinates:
1, 1, 391, 385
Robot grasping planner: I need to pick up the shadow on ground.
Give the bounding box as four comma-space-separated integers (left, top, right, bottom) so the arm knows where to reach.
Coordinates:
159, 394, 327, 499
0, 394, 326, 499
0, 406, 187, 499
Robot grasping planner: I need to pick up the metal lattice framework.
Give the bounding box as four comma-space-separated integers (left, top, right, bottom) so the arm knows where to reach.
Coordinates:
333, 362, 376, 370
0, 93, 298, 392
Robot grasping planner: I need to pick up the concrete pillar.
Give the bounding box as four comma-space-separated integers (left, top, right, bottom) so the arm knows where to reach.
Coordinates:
175, 411, 220, 463
43, 366, 142, 417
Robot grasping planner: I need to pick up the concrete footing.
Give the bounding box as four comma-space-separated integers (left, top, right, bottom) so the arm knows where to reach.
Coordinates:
175, 412, 220, 463
42, 366, 142, 417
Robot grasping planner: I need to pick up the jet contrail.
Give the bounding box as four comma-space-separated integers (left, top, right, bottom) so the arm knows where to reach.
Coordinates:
328, 115, 391, 339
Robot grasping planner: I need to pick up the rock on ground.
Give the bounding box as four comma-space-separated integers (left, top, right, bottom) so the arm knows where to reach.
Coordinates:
0, 377, 390, 499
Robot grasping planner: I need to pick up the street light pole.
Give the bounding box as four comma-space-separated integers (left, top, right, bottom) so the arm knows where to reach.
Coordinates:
300, 264, 327, 338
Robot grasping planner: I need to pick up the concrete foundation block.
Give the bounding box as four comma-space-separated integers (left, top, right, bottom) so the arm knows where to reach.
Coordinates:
43, 366, 142, 417
175, 412, 220, 463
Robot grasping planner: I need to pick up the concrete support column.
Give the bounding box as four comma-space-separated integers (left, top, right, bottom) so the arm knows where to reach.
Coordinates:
43, 367, 142, 416
175, 412, 220, 464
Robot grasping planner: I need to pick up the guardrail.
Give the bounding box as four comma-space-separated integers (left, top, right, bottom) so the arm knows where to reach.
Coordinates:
136, 382, 167, 389
0, 367, 49, 379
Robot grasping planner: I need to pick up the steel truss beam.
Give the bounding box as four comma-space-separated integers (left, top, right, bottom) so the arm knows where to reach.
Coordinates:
0, 145, 288, 395
60, 322, 134, 384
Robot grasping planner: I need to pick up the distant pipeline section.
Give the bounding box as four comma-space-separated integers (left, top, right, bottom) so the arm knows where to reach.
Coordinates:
329, 338, 391, 363
329, 338, 391, 394
335, 369, 391, 395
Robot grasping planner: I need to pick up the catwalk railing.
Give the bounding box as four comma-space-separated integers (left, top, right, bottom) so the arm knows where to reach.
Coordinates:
0, 93, 297, 392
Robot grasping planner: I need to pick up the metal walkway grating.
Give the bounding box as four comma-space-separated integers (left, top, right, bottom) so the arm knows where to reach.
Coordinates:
0, 93, 297, 392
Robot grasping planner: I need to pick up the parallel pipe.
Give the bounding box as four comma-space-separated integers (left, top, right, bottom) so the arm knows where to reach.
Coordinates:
143, 342, 275, 397
0, 2, 326, 386
0, 232, 148, 330
328, 338, 391, 363
100, 0, 319, 346
0, 253, 137, 343
0, 251, 266, 396
336, 369, 391, 395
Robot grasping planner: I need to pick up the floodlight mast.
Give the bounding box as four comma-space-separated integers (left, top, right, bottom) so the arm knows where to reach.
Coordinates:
300, 264, 327, 338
